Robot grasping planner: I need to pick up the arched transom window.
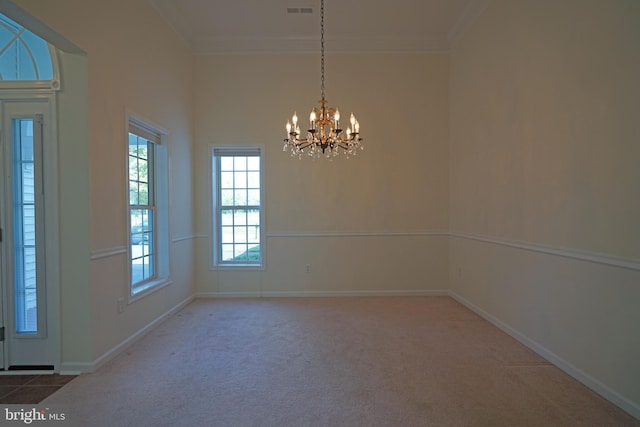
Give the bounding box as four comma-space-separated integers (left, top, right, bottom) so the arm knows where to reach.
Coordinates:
0, 13, 59, 88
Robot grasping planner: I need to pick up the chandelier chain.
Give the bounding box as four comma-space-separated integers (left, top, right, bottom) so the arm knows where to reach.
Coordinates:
320, 0, 325, 100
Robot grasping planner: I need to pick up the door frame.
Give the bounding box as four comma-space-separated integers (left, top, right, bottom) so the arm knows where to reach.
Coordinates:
0, 91, 60, 372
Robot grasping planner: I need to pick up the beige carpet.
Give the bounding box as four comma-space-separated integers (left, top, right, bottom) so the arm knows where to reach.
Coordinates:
43, 297, 639, 426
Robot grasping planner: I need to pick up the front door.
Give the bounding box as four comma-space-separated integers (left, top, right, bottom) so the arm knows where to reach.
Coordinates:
0, 98, 57, 370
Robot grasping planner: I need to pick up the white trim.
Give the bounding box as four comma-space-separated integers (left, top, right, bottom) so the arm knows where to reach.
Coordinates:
263, 290, 448, 297
451, 232, 640, 272
57, 363, 92, 376
129, 278, 173, 303
44, 95, 60, 370
0, 369, 55, 376
90, 246, 127, 261
192, 35, 450, 55
126, 110, 169, 137
61, 295, 195, 374
266, 231, 448, 238
0, 95, 61, 369
210, 145, 266, 269
210, 265, 266, 272
197, 292, 262, 298
200, 229, 640, 270
196, 290, 448, 299
0, 80, 60, 92
125, 109, 171, 298
171, 234, 197, 243
0, 0, 84, 54
448, 290, 640, 420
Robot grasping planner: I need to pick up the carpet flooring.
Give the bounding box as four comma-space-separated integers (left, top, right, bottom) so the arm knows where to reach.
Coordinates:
42, 296, 639, 426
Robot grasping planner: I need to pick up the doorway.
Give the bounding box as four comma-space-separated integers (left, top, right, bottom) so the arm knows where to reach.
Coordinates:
0, 97, 59, 370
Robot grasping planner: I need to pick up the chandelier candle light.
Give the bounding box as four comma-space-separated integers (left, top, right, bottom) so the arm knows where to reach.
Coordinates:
283, 0, 363, 159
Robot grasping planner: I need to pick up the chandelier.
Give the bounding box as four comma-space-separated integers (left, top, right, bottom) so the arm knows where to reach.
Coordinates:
283, 0, 363, 159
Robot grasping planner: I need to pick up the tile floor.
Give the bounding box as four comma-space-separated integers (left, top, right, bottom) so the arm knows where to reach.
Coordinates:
0, 374, 76, 404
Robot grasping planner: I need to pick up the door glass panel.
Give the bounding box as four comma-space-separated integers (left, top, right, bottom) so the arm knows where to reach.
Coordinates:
13, 118, 37, 334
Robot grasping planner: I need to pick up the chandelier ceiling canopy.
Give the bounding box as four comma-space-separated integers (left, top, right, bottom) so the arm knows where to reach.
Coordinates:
283, 0, 363, 159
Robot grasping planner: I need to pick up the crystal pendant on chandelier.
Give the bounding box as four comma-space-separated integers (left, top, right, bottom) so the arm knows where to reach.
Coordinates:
282, 0, 363, 159
284, 101, 362, 159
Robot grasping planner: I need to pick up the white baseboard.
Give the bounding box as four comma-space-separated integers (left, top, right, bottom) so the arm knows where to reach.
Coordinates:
196, 290, 449, 298
61, 295, 195, 374
262, 290, 449, 297
0, 370, 55, 376
58, 364, 91, 376
448, 290, 640, 421
196, 292, 261, 298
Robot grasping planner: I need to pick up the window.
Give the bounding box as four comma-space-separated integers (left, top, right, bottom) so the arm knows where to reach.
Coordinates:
127, 117, 170, 296
12, 117, 41, 334
212, 147, 263, 267
0, 13, 58, 86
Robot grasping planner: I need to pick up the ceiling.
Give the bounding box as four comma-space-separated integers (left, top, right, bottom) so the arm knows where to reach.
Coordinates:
148, 0, 488, 54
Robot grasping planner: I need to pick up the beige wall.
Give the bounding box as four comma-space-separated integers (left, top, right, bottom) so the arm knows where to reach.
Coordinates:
450, 0, 640, 415
16, 0, 196, 367
194, 53, 450, 295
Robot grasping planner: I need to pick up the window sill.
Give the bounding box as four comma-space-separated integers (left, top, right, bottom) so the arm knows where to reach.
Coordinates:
129, 277, 172, 303
210, 264, 264, 271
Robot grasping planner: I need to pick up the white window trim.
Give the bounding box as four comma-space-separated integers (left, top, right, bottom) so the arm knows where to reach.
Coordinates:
125, 111, 171, 300
210, 145, 265, 270
0, 9, 61, 90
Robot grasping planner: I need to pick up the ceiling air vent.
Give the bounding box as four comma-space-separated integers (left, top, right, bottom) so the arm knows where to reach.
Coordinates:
287, 7, 313, 14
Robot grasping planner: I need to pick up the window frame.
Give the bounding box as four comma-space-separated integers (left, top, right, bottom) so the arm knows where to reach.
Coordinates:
211, 146, 265, 269
10, 114, 45, 337
0, 13, 61, 90
126, 114, 171, 299
128, 132, 156, 285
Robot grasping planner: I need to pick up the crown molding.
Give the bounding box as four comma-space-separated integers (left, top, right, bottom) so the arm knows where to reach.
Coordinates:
192, 35, 450, 55
151, 0, 491, 54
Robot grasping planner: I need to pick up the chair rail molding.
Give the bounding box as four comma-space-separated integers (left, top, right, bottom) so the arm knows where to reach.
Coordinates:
450, 231, 640, 272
